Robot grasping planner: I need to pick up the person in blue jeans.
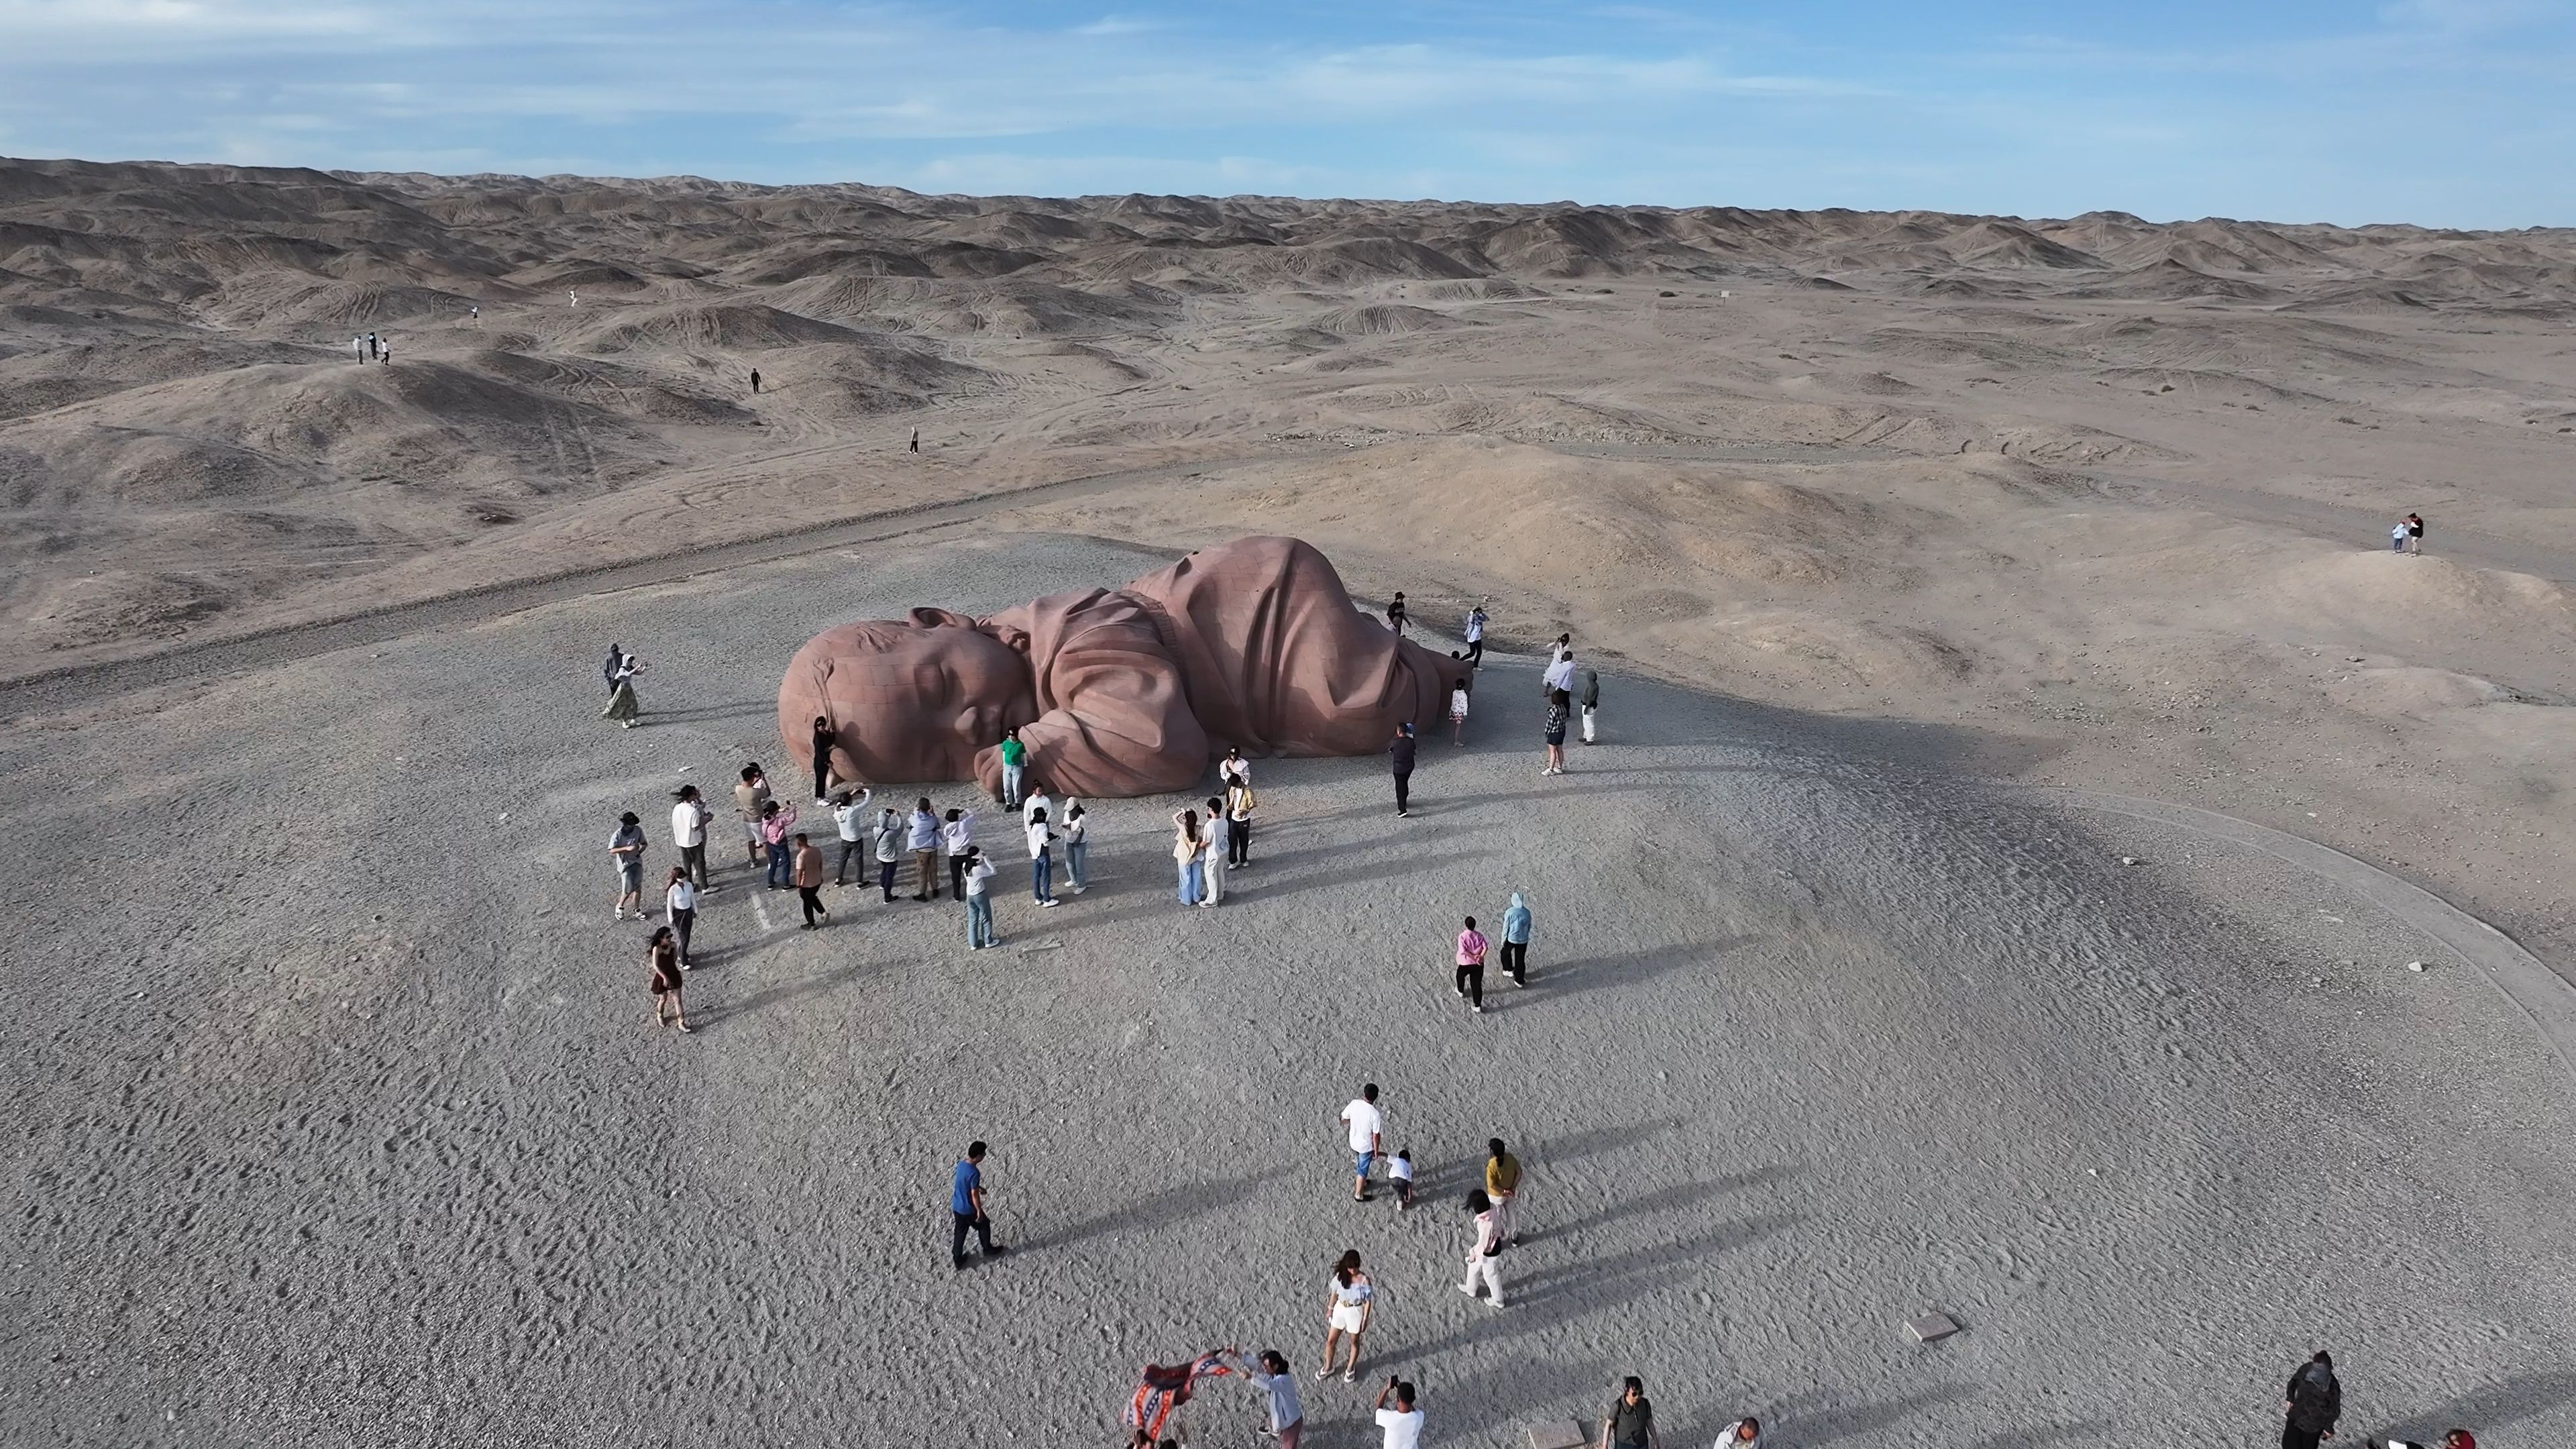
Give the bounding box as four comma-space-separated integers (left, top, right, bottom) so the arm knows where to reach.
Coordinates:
963, 847, 998, 949
949, 1141, 1007, 1269
1064, 804, 1089, 894
1027, 808, 1060, 907
759, 799, 797, 889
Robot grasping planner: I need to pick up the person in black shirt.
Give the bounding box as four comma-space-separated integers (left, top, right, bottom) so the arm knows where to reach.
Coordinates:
2281, 1350, 2341, 1449
1388, 723, 1417, 816
1601, 1377, 1660, 1449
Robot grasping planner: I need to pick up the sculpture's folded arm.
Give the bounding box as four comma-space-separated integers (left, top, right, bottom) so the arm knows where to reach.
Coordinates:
975, 589, 1209, 798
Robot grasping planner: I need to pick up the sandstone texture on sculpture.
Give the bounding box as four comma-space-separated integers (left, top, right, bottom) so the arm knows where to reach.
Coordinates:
779, 537, 1470, 797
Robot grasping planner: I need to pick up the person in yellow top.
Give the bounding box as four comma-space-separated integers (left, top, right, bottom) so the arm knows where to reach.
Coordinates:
1484, 1139, 1524, 1246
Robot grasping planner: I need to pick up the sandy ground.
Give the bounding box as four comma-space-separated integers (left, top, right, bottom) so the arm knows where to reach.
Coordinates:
5, 533, 2572, 1448
7, 159, 2575, 991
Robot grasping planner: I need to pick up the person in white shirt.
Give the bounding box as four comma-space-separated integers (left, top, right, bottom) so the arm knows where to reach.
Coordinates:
1448, 678, 1470, 745
1543, 647, 1576, 696
1022, 784, 1053, 828
906, 798, 942, 900
1198, 795, 1226, 906
663, 867, 698, 968
1373, 1377, 1424, 1449
1458, 1190, 1506, 1306
669, 785, 713, 889
1712, 1416, 1760, 1448
1462, 602, 1487, 668
1026, 808, 1060, 907
830, 788, 872, 885
1063, 804, 1089, 893
962, 846, 998, 949
1340, 1085, 1384, 1203
942, 807, 977, 901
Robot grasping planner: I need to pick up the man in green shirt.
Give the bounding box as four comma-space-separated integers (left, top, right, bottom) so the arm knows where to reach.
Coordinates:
998, 729, 1028, 809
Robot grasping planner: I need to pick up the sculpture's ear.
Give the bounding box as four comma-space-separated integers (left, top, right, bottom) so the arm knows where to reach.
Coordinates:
975, 614, 1032, 655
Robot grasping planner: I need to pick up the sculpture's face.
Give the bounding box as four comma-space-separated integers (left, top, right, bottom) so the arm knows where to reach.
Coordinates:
822, 621, 1031, 779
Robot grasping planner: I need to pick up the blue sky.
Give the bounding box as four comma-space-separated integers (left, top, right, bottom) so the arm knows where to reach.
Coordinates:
1, 1, 2570, 225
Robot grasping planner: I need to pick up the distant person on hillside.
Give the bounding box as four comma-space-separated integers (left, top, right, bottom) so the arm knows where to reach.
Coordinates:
470, 305, 480, 326
1574, 659, 1601, 744
2281, 1350, 2341, 1449
609, 811, 647, 920
750, 367, 761, 395
367, 331, 379, 361
602, 643, 627, 694
1385, 591, 1407, 635
1389, 723, 1417, 817
870, 805, 905, 901
1501, 891, 1534, 986
601, 652, 643, 728
380, 339, 391, 366
1455, 916, 1488, 1014
1462, 601, 1488, 667
909, 426, 920, 453
353, 335, 366, 364
2391, 521, 2408, 554
2406, 511, 2426, 554
735, 764, 772, 871
646, 925, 689, 1032
1543, 688, 1571, 774
1449, 676, 1470, 745
568, 289, 578, 309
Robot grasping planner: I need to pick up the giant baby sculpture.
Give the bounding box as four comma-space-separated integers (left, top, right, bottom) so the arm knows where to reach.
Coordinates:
778, 536, 1470, 798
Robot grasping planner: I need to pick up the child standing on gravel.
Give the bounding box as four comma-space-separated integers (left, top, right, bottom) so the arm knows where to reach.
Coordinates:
1449, 676, 1470, 745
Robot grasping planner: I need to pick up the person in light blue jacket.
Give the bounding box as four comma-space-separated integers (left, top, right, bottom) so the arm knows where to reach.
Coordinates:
1501, 892, 1534, 987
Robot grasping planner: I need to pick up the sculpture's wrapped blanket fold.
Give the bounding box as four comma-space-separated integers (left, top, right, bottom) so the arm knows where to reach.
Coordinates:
780, 537, 1470, 797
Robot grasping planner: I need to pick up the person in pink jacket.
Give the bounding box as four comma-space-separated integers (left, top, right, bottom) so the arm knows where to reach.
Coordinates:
1454, 915, 1489, 1015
